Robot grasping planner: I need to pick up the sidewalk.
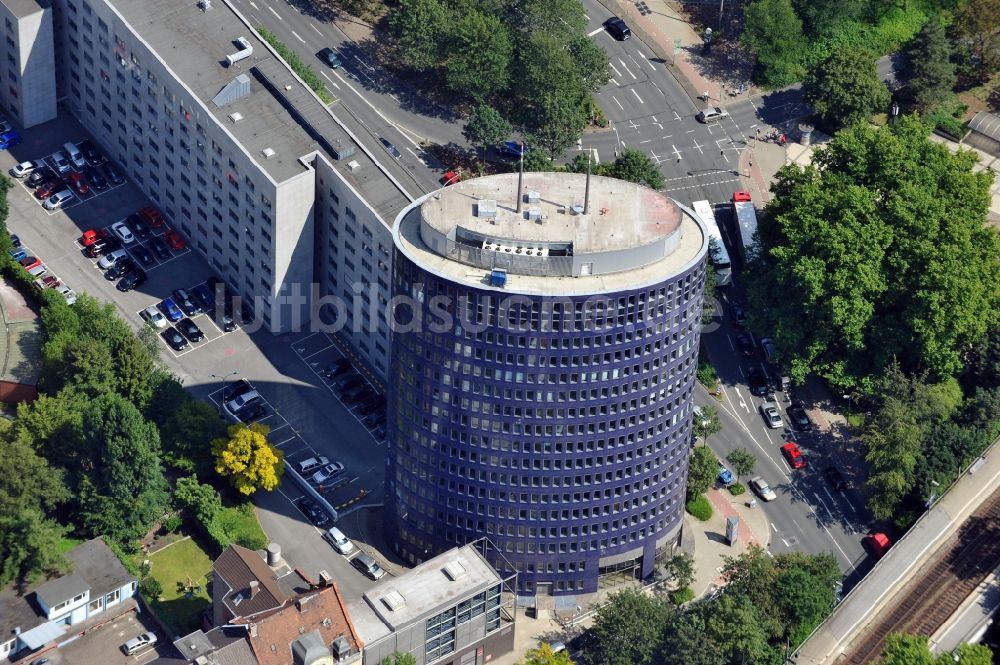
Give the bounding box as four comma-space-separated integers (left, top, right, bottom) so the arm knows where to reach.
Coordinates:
689, 488, 771, 597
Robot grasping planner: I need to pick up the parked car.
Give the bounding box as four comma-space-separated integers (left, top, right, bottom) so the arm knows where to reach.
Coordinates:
9, 233, 19, 247
116, 267, 147, 292
298, 456, 330, 475
311, 462, 345, 485
148, 236, 171, 260
237, 402, 267, 422
215, 308, 236, 332
0, 129, 21, 149
298, 498, 330, 526
781, 442, 807, 469
125, 213, 151, 240
81, 229, 106, 247
158, 297, 184, 322
335, 373, 364, 393
78, 138, 105, 165
747, 367, 769, 397
122, 632, 157, 655
440, 169, 462, 186
84, 166, 109, 191
824, 466, 847, 491
696, 106, 729, 123
497, 141, 528, 158
759, 400, 783, 429
322, 358, 352, 379
865, 532, 892, 559
51, 150, 72, 173
379, 137, 402, 160
10, 159, 42, 178
104, 257, 136, 280
111, 221, 135, 244
43, 189, 75, 210
730, 301, 748, 327
9, 247, 26, 261
225, 389, 261, 414
718, 465, 735, 487
351, 552, 385, 580
103, 162, 125, 185
173, 288, 202, 316
138, 206, 164, 228
86, 236, 121, 258
603, 16, 631, 40
34, 180, 63, 199
19, 256, 42, 272
161, 326, 189, 351
177, 318, 204, 342
749, 476, 777, 502
164, 229, 186, 250
223, 378, 253, 401
143, 305, 167, 329
98, 248, 129, 270
191, 282, 215, 310
362, 410, 386, 428
760, 337, 778, 365
323, 526, 355, 555
132, 244, 154, 267
736, 331, 756, 357
56, 284, 76, 305
317, 47, 341, 68
26, 167, 55, 187
786, 403, 812, 431
34, 275, 59, 290
67, 171, 90, 195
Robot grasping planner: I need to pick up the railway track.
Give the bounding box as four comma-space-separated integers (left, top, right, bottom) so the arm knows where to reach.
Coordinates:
844, 488, 1000, 663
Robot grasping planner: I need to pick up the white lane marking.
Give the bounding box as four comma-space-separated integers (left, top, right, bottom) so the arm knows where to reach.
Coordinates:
291, 29, 306, 44
691, 140, 704, 154
651, 115, 658, 123
248, 0, 258, 7
637, 49, 656, 70
310, 23, 323, 36
770, 522, 778, 532
320, 71, 341, 90
267, 5, 282, 19
587, 27, 603, 36
673, 111, 682, 121
648, 150, 662, 165
405, 147, 420, 159
727, 335, 735, 351
618, 58, 637, 80
611, 96, 624, 111
609, 78, 620, 87
782, 538, 790, 547
326, 68, 421, 147
631, 89, 644, 104
639, 139, 652, 144
670, 144, 682, 160
609, 62, 622, 78
592, 150, 600, 163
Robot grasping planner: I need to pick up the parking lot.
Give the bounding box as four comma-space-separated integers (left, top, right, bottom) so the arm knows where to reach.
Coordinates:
11, 139, 129, 215
55, 609, 163, 665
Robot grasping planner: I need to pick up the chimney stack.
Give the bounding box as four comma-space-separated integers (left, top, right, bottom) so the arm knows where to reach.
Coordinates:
249, 580, 259, 599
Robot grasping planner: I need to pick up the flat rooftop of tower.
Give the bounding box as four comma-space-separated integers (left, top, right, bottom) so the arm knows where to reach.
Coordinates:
395, 173, 707, 295
422, 172, 681, 253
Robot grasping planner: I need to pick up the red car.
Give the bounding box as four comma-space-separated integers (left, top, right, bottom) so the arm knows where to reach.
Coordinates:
440, 169, 462, 186
81, 228, 109, 246
35, 180, 62, 199
781, 442, 807, 469
67, 172, 90, 195
138, 206, 164, 229
865, 532, 892, 559
19, 256, 42, 272
164, 229, 186, 251
37, 275, 60, 289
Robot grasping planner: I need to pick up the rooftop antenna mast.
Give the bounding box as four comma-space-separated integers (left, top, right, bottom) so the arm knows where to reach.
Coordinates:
515, 142, 525, 213
583, 147, 592, 214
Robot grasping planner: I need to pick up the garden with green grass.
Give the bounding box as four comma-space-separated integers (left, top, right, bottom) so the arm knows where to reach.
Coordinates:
145, 537, 214, 636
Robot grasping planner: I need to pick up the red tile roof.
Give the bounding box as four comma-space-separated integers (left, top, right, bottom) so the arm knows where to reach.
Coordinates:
213, 545, 287, 621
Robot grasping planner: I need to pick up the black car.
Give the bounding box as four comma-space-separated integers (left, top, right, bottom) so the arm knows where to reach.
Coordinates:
173, 288, 202, 316
604, 16, 631, 40
192, 282, 216, 311
104, 256, 135, 280
103, 162, 125, 185
363, 409, 386, 428
86, 236, 121, 258
322, 358, 351, 379
116, 267, 147, 292
735, 331, 756, 357
215, 309, 236, 332
730, 301, 748, 327
787, 403, 813, 431
125, 213, 151, 240
824, 466, 847, 491
224, 378, 253, 400
148, 236, 171, 260
177, 318, 204, 342
358, 395, 386, 416
747, 367, 769, 397
132, 244, 154, 267
335, 373, 363, 392
78, 138, 105, 165
26, 166, 56, 187
10, 234, 20, 247
238, 402, 267, 421
298, 497, 330, 526
317, 47, 341, 68
83, 166, 109, 191
161, 326, 189, 351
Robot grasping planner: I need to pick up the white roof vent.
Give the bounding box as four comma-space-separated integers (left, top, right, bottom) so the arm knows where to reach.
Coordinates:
346, 160, 361, 172
225, 36, 253, 67
526, 190, 540, 203
526, 207, 541, 221
570, 204, 585, 215
261, 147, 276, 159
443, 558, 468, 581
476, 199, 497, 219
380, 589, 406, 611
228, 112, 243, 123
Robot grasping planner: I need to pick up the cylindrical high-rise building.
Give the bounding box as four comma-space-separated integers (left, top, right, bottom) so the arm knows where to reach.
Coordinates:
385, 172, 708, 596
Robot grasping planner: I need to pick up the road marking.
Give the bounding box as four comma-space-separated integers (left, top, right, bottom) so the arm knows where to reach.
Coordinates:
673, 111, 682, 121
691, 139, 704, 154
637, 50, 656, 70
651, 115, 658, 123
267, 5, 281, 19
670, 144, 682, 161
405, 147, 419, 159
611, 96, 624, 111
248, 0, 258, 7
639, 139, 651, 144
290, 29, 306, 44
310, 23, 322, 36
618, 58, 637, 79
727, 335, 735, 351
592, 150, 600, 163
609, 78, 619, 87
631, 89, 644, 104
320, 71, 341, 90
609, 62, 622, 79
782, 538, 790, 547
587, 27, 603, 36
770, 522, 778, 532
661, 134, 672, 139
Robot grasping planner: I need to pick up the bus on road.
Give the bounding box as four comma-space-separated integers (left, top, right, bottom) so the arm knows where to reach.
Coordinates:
732, 190, 759, 261
692, 200, 733, 286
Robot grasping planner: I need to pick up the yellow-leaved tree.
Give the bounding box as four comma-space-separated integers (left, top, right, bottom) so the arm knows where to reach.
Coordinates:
211, 422, 283, 495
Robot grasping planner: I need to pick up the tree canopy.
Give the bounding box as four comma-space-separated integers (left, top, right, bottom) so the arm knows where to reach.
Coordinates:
687, 445, 719, 498
742, 0, 806, 87
803, 48, 891, 129
745, 116, 1000, 394
880, 633, 993, 665
903, 20, 956, 112
213, 423, 284, 495
517, 644, 573, 665
951, 0, 1000, 83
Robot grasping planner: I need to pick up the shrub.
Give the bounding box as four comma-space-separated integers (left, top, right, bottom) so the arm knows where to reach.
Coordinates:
697, 344, 719, 388
139, 577, 163, 600
670, 586, 695, 605
729, 482, 746, 496
162, 515, 183, 533
203, 502, 269, 552
257, 27, 334, 104
685, 495, 713, 521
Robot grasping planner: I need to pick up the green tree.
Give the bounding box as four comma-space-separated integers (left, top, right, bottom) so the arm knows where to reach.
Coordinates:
948, 643, 995, 665
387, 0, 448, 72
903, 20, 956, 112
521, 149, 553, 172
158, 396, 229, 474
694, 405, 721, 443
589, 588, 671, 665
0, 434, 70, 517
0, 507, 68, 587
660, 612, 722, 665
518, 644, 573, 665
212, 423, 284, 495
568, 36, 612, 93
791, 0, 866, 38
952, 0, 1000, 83
379, 652, 417, 665
745, 116, 1000, 393
726, 448, 757, 477
687, 446, 719, 497
803, 48, 891, 129
607, 148, 665, 189
663, 552, 695, 589
525, 92, 586, 159
445, 11, 513, 104
742, 0, 806, 87
879, 633, 936, 665
174, 475, 222, 524
463, 105, 512, 162
703, 593, 778, 665
515, 0, 586, 40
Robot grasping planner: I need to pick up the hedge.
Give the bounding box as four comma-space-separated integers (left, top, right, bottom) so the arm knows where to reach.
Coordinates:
685, 494, 713, 521
670, 586, 695, 605
729, 482, 746, 496
257, 27, 334, 104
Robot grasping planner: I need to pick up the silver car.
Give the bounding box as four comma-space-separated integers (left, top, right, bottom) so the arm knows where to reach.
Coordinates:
749, 476, 777, 501
122, 631, 157, 655
696, 106, 729, 123
759, 402, 783, 429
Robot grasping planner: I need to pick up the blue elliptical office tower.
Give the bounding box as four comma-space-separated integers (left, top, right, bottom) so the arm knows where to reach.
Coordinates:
386, 171, 709, 596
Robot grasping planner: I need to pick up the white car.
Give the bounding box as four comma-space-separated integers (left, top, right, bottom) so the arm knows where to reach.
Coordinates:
323, 526, 355, 555
696, 106, 729, 123
143, 305, 167, 329
97, 248, 129, 270
56, 284, 77, 305
111, 221, 135, 244
9, 160, 40, 178
43, 189, 75, 210
311, 462, 345, 485
759, 402, 783, 429
52, 151, 72, 173
298, 456, 330, 474
749, 476, 777, 502
121, 631, 157, 655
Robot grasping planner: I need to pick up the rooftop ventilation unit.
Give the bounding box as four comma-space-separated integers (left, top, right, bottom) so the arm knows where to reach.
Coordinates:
318, 570, 332, 586
443, 558, 469, 580
526, 207, 541, 221
526, 190, 540, 204
380, 589, 406, 611
198, 0, 211, 10
228, 112, 243, 123
225, 37, 253, 67
476, 199, 497, 219
212, 73, 251, 107
332, 636, 350, 660
346, 160, 361, 172
570, 204, 585, 215
261, 147, 276, 159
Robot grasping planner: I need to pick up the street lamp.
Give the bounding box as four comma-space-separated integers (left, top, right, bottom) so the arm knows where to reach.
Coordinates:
210, 370, 240, 397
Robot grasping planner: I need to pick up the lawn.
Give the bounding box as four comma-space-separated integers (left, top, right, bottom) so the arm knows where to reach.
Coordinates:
147, 536, 213, 637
